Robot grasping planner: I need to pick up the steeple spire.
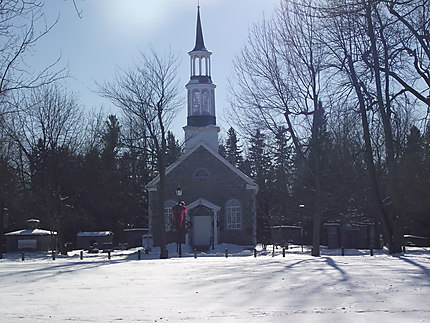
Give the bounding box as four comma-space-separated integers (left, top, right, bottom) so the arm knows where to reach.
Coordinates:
193, 6, 207, 51
184, 5, 219, 153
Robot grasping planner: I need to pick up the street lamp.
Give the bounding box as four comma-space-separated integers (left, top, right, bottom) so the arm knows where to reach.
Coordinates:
175, 186, 183, 257
176, 186, 183, 201
0, 206, 8, 259
299, 204, 304, 252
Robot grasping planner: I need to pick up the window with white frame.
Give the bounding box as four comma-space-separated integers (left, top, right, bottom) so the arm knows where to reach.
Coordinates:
164, 200, 177, 231
226, 199, 241, 230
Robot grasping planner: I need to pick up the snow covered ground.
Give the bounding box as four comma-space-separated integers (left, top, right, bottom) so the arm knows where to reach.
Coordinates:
1, 244, 429, 322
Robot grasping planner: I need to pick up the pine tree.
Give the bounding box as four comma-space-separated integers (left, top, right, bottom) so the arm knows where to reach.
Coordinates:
99, 115, 123, 238
225, 127, 243, 167
273, 127, 291, 190
248, 129, 271, 188
165, 131, 182, 166
271, 127, 294, 225
398, 126, 428, 236
247, 129, 272, 243
218, 142, 227, 159
101, 115, 121, 167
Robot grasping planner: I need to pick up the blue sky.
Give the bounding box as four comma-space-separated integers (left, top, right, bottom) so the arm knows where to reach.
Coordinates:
33, 0, 278, 139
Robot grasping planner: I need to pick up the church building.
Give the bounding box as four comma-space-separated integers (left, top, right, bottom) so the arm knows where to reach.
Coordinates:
146, 7, 258, 250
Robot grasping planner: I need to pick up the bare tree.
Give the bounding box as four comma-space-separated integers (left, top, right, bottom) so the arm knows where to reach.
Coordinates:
0, 0, 66, 116
317, 0, 425, 253
384, 0, 430, 107
98, 49, 182, 259
5, 84, 84, 159
2, 84, 84, 251
230, 0, 330, 256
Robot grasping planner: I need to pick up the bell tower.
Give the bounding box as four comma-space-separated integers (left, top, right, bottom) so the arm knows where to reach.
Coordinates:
184, 6, 219, 153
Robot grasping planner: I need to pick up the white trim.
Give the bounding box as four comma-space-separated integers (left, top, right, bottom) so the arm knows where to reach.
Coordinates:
226, 199, 241, 230
187, 198, 220, 246
145, 142, 258, 192
187, 197, 221, 213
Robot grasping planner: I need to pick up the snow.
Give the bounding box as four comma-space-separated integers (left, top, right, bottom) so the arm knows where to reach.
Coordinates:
4, 229, 57, 236
0, 244, 429, 322
76, 231, 113, 237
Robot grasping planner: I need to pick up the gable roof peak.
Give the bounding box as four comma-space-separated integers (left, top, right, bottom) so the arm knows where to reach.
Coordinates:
145, 141, 258, 191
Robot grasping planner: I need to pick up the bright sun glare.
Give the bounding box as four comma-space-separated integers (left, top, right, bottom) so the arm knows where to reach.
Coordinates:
103, 0, 166, 35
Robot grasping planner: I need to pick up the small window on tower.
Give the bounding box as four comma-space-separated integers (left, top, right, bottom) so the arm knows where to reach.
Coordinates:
194, 168, 210, 178
202, 90, 210, 114
192, 90, 200, 114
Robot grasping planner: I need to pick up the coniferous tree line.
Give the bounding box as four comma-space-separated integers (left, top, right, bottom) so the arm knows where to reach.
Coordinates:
1, 0, 429, 255
0, 83, 182, 248
0, 2, 183, 255
228, 0, 430, 254
220, 121, 430, 248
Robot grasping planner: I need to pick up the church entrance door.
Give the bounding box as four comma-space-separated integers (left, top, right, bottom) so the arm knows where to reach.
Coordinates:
191, 206, 213, 249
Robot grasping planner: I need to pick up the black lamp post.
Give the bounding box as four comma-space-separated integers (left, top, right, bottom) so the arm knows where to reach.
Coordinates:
0, 205, 4, 259
299, 204, 305, 252
176, 186, 183, 202
175, 186, 183, 257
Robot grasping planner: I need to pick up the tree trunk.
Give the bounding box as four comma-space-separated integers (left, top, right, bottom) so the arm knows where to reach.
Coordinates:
364, 1, 402, 254
312, 172, 323, 256
0, 199, 4, 258
311, 102, 324, 257
347, 55, 394, 251
158, 155, 167, 259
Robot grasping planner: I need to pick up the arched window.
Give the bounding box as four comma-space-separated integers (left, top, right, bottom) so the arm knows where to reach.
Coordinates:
194, 168, 210, 178
164, 200, 177, 231
192, 89, 201, 114
226, 199, 241, 230
201, 89, 210, 114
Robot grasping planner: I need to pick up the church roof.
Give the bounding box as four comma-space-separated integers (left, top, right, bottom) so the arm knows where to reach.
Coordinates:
192, 6, 207, 52
145, 142, 258, 191
5, 229, 56, 236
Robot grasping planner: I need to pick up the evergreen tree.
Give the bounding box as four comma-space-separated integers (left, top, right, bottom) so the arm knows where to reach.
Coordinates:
98, 115, 124, 238
101, 115, 121, 167
273, 127, 291, 183
247, 129, 272, 243
248, 129, 271, 188
225, 127, 243, 167
79, 146, 102, 231
218, 142, 227, 159
28, 140, 83, 249
165, 131, 182, 166
398, 126, 428, 236
271, 127, 294, 225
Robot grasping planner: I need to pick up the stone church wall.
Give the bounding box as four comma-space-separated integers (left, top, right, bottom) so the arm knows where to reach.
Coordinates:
149, 146, 257, 247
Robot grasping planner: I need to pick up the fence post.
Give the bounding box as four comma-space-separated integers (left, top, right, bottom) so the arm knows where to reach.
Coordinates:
282, 248, 285, 257
108, 250, 111, 260
272, 245, 275, 257
254, 248, 257, 258
225, 248, 228, 258
80, 250, 83, 260
138, 249, 141, 260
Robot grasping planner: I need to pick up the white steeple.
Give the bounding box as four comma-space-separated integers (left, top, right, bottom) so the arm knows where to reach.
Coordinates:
183, 6, 219, 154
